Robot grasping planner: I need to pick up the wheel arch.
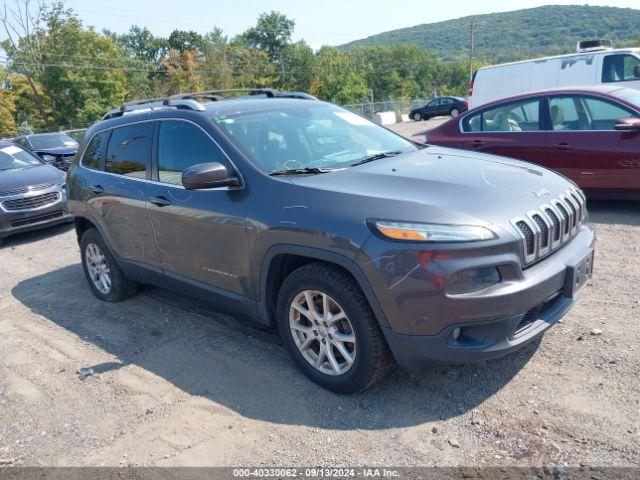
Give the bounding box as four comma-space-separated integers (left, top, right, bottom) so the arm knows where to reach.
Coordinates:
258, 245, 390, 329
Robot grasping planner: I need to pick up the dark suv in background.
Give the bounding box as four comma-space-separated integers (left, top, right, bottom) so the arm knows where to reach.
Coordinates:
67, 89, 595, 393
14, 132, 79, 171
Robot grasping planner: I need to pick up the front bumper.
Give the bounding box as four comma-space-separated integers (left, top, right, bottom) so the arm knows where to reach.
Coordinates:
361, 223, 595, 368
0, 186, 72, 239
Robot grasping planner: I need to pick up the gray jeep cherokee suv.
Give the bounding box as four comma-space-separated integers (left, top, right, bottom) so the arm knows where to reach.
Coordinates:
67, 89, 595, 393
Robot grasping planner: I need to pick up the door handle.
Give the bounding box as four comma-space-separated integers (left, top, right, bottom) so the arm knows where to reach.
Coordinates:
554, 142, 571, 150
90, 184, 104, 194
471, 140, 486, 148
149, 196, 171, 207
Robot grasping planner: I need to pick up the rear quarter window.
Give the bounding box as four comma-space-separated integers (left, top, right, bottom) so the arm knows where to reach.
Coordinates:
81, 130, 110, 170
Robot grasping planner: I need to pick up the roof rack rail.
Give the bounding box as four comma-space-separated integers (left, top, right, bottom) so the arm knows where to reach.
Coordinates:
102, 88, 280, 121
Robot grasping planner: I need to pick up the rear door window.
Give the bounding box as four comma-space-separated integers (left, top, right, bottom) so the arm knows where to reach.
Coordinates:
105, 123, 153, 178
549, 95, 637, 131
81, 130, 110, 170
462, 99, 541, 132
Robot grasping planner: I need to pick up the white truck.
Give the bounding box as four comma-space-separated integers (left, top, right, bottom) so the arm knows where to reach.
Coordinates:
469, 40, 640, 108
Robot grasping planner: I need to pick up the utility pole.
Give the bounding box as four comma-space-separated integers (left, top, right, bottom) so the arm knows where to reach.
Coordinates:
468, 22, 475, 84
468, 21, 483, 84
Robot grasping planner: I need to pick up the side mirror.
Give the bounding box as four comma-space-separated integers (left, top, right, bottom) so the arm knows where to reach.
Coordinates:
181, 162, 241, 190
614, 117, 640, 132
634, 65, 640, 78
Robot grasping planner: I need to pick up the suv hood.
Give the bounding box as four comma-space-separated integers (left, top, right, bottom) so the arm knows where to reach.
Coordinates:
286, 147, 576, 230
0, 164, 65, 195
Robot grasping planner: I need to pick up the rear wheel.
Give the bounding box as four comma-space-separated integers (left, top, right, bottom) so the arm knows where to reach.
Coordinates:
450, 108, 460, 117
276, 262, 393, 394
412, 112, 422, 121
80, 228, 138, 302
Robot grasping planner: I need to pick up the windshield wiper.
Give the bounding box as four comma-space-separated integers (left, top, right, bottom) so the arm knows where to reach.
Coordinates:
350, 150, 402, 167
269, 167, 335, 176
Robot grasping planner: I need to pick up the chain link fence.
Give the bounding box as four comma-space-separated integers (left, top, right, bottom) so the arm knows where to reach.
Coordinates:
343, 99, 430, 121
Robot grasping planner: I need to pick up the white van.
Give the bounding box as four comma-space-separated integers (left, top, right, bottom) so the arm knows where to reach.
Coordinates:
469, 41, 640, 108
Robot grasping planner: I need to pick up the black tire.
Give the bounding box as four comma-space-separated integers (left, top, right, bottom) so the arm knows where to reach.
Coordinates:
80, 228, 138, 302
276, 262, 393, 394
412, 112, 422, 121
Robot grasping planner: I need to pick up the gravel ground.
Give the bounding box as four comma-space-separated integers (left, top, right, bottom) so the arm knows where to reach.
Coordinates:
0, 121, 638, 467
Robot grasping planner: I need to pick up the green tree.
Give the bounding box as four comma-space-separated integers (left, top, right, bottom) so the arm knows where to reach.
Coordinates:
2, 2, 128, 127
0, 68, 17, 135
238, 11, 295, 64
106, 25, 168, 62
168, 30, 206, 53
310, 47, 368, 104
282, 40, 315, 92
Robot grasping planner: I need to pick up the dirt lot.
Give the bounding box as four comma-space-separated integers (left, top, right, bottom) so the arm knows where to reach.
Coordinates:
0, 121, 639, 467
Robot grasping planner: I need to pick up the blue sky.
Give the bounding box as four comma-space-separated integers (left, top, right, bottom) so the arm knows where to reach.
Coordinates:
4, 0, 640, 48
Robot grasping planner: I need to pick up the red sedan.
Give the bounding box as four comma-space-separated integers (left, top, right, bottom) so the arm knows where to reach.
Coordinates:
414, 86, 640, 200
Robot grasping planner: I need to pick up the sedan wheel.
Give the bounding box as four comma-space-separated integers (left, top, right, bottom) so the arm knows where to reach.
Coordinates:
85, 242, 112, 295
412, 113, 422, 121
289, 290, 356, 376
450, 108, 460, 117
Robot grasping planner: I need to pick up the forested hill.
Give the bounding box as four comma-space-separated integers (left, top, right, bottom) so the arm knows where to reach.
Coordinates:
339, 5, 640, 62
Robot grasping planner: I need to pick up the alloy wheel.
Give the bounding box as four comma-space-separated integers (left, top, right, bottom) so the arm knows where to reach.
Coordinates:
85, 242, 112, 294
289, 290, 356, 376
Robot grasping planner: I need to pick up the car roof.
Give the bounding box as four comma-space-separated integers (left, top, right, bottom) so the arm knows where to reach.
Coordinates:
470, 85, 636, 110
477, 47, 640, 72
84, 97, 330, 139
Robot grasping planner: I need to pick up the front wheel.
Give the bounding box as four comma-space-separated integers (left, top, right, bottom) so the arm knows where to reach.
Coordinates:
412, 112, 422, 121
450, 108, 460, 117
276, 262, 393, 394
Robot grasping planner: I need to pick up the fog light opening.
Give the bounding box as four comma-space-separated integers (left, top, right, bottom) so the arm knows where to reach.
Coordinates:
452, 327, 461, 341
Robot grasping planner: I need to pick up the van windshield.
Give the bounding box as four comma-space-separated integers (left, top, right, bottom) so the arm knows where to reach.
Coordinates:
212, 103, 417, 173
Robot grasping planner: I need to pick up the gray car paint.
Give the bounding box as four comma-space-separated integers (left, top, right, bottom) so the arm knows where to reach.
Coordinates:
67, 99, 596, 367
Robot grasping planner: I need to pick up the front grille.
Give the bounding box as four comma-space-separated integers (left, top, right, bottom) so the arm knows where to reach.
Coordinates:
11, 211, 64, 228
511, 188, 586, 266
0, 183, 54, 197
2, 192, 60, 211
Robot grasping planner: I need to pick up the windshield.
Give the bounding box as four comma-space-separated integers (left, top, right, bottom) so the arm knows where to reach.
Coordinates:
0, 144, 43, 171
27, 133, 78, 150
614, 88, 640, 109
212, 103, 417, 172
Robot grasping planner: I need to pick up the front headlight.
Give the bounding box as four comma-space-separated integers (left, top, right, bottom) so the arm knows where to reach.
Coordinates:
374, 221, 497, 243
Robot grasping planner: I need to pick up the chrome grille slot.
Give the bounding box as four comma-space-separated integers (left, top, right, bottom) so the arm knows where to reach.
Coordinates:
512, 189, 586, 267
544, 207, 561, 242
554, 201, 570, 236
516, 221, 535, 257
531, 214, 549, 249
